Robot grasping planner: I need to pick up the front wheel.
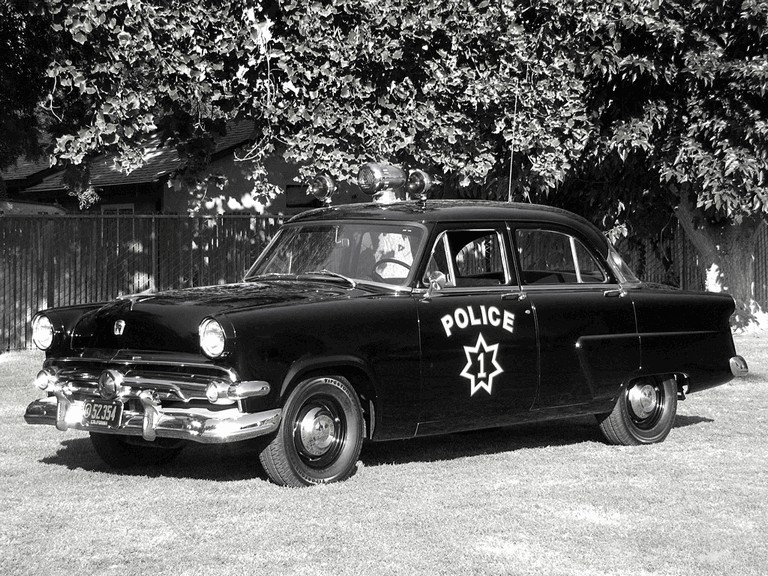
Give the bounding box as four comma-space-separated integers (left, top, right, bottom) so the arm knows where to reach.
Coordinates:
259, 375, 364, 487
89, 433, 185, 468
597, 376, 678, 445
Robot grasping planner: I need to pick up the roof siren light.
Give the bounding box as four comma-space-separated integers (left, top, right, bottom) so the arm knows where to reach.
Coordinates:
407, 169, 435, 200
309, 174, 337, 204
357, 163, 439, 204
357, 163, 407, 203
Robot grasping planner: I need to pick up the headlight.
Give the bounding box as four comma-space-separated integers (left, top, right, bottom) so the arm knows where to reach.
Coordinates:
199, 318, 226, 358
31, 314, 54, 350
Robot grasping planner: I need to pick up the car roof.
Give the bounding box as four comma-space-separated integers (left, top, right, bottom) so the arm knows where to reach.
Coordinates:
288, 200, 611, 254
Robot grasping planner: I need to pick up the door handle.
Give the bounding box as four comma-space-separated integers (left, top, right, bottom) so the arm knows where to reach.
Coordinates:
502, 292, 527, 301
603, 289, 627, 298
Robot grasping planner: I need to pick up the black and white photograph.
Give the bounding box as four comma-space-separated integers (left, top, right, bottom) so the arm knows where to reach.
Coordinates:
1, 1, 766, 574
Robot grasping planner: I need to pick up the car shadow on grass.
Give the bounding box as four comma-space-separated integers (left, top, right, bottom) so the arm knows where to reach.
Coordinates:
362, 413, 716, 466
41, 437, 272, 482
673, 414, 714, 428
39, 413, 716, 480
362, 415, 605, 466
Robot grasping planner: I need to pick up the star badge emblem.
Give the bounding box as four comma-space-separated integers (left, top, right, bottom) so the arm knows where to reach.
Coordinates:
460, 333, 504, 396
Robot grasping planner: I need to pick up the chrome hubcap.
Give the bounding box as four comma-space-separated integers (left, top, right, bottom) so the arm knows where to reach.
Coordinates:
627, 383, 658, 419
297, 407, 338, 457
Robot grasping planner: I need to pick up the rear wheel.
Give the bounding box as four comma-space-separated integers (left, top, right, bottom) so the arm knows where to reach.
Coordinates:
259, 375, 364, 487
89, 433, 184, 468
597, 376, 678, 445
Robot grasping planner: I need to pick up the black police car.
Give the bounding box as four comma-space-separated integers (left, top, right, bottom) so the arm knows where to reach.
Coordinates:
25, 164, 748, 486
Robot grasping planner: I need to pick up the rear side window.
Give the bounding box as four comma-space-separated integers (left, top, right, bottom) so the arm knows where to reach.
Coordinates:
516, 229, 606, 285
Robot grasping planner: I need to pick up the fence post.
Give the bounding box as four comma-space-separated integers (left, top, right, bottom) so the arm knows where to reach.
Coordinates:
46, 218, 55, 308
151, 216, 158, 292
679, 223, 686, 290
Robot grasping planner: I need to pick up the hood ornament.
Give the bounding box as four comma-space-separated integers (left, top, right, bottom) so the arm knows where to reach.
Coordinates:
114, 320, 126, 336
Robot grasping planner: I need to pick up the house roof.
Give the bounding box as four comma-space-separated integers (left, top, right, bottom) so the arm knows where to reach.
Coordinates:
1, 158, 52, 182
12, 120, 255, 193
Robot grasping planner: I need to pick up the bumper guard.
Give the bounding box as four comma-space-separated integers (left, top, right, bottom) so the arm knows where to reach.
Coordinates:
729, 355, 749, 377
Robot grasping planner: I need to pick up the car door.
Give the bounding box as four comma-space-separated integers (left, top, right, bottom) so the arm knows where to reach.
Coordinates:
513, 226, 640, 409
415, 223, 538, 435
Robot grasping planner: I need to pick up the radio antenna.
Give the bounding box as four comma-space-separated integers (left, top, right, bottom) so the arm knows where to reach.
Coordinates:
507, 77, 519, 203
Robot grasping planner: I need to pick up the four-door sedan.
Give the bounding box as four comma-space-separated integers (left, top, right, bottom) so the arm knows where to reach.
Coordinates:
25, 164, 748, 486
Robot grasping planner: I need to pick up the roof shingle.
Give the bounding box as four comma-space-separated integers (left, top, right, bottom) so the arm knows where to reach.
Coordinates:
12, 120, 255, 193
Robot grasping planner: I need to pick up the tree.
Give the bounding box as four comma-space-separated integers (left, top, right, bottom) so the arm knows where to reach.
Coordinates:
25, 0, 598, 209
0, 1, 53, 178
254, 0, 592, 197
253, 1, 767, 325
12, 0, 276, 205
5, 1, 765, 323
560, 0, 768, 326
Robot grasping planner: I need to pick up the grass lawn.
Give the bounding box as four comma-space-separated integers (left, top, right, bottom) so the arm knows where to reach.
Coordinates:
1, 334, 766, 576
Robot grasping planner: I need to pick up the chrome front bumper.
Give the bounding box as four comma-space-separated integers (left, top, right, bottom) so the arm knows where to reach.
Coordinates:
26, 352, 282, 444
25, 396, 281, 444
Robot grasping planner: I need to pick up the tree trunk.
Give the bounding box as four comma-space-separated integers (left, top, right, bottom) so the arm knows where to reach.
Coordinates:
675, 196, 765, 327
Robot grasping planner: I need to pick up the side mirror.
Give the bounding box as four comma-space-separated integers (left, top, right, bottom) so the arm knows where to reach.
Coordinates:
425, 271, 447, 298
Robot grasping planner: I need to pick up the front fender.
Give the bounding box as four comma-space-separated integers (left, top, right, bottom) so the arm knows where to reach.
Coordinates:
279, 354, 377, 398
225, 294, 421, 440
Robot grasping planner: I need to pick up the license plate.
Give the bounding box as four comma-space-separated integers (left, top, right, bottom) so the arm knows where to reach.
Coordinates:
82, 399, 123, 429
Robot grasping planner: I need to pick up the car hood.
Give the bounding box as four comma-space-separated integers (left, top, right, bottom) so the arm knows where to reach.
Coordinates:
71, 281, 383, 353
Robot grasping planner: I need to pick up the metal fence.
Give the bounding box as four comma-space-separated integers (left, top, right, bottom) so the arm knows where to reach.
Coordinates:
1, 215, 766, 350
1, 215, 282, 350
618, 222, 768, 311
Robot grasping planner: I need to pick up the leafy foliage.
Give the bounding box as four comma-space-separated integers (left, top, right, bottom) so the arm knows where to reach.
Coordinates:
0, 0, 52, 174
4, 1, 768, 319
258, 0, 593, 198
255, 0, 768, 237
557, 0, 768, 323
565, 0, 768, 229
31, 0, 275, 202
9, 0, 766, 229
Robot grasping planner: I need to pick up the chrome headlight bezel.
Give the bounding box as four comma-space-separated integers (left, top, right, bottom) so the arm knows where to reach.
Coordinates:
199, 318, 227, 359
31, 313, 55, 351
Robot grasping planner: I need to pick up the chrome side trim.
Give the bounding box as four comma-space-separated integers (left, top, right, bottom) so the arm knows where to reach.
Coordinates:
25, 397, 281, 445
730, 355, 749, 377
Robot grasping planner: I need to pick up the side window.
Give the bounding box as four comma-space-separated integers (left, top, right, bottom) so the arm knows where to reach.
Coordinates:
516, 229, 606, 285
423, 228, 512, 288
573, 241, 605, 283
455, 233, 504, 284
424, 234, 454, 286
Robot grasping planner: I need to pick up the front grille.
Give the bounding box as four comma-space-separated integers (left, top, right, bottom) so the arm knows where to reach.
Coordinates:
45, 351, 237, 403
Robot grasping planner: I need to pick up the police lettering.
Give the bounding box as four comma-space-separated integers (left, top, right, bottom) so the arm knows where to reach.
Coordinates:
441, 305, 515, 337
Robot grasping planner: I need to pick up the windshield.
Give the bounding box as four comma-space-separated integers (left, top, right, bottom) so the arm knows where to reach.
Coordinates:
245, 222, 427, 287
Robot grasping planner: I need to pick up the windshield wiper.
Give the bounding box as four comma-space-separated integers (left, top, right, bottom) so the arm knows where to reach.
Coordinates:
300, 269, 357, 288
245, 272, 294, 281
